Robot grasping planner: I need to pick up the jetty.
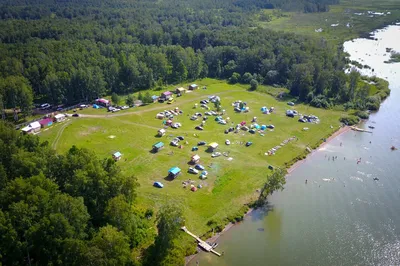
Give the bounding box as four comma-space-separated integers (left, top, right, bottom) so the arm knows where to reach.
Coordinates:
181, 226, 222, 257
350, 126, 372, 133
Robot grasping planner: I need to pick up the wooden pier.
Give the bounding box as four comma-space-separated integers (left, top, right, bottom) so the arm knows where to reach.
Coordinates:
181, 226, 221, 256
350, 126, 372, 133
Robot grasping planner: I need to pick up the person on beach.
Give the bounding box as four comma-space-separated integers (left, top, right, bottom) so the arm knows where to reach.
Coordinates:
340, 142, 342, 146
305, 179, 308, 184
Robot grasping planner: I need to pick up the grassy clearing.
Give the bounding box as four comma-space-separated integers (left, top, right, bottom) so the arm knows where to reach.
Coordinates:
257, 0, 400, 44
39, 79, 344, 236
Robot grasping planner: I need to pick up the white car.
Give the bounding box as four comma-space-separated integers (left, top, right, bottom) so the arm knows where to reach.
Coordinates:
211, 152, 222, 158
188, 167, 199, 174
225, 139, 231, 145
112, 108, 121, 113
170, 140, 179, 146
121, 106, 129, 110
171, 123, 181, 129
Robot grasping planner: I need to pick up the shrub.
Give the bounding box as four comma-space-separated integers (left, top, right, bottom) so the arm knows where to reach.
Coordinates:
250, 79, 258, 91
353, 110, 369, 119
310, 95, 330, 109
340, 115, 360, 126
229, 72, 241, 84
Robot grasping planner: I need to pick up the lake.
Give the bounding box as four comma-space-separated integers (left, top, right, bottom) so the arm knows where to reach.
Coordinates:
189, 25, 400, 266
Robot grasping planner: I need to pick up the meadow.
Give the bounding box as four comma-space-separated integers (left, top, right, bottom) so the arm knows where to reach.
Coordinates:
257, 0, 400, 45
40, 79, 344, 234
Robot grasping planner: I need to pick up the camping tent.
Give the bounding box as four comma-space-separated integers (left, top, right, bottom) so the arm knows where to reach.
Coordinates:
168, 166, 181, 178
158, 129, 166, 136
261, 125, 267, 130
191, 154, 200, 163
153, 142, 164, 152
113, 152, 122, 161
209, 142, 219, 150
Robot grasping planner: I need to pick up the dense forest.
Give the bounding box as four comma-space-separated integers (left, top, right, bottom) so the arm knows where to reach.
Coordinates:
0, 0, 377, 120
0, 120, 191, 265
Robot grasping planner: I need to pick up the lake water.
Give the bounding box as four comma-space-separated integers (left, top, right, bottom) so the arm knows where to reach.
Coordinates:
189, 25, 400, 266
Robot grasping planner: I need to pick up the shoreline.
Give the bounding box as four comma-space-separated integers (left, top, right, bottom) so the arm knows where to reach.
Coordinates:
185, 125, 350, 265
287, 125, 350, 174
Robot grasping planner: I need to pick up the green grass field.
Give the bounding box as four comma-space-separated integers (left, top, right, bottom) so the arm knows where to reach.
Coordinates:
39, 79, 344, 235
258, 0, 400, 45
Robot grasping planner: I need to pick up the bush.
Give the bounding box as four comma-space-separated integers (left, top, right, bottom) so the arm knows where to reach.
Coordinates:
353, 110, 369, 119
229, 72, 241, 84
340, 115, 360, 126
310, 95, 330, 109
250, 79, 258, 91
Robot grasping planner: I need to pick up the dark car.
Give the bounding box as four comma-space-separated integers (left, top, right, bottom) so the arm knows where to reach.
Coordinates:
198, 141, 207, 146
228, 127, 234, 132
72, 113, 80, 117
195, 126, 204, 131
245, 141, 253, 147
203, 117, 208, 121
158, 99, 165, 103
177, 136, 185, 140
249, 129, 256, 134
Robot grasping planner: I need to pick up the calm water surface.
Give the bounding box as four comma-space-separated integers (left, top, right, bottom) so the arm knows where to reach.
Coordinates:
189, 25, 400, 266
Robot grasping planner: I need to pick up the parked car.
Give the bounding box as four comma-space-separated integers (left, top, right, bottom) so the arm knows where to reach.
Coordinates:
195, 164, 205, 170
200, 100, 209, 104
225, 139, 231, 145
40, 103, 51, 110
112, 108, 120, 113
121, 106, 129, 110
287, 102, 295, 106
167, 98, 175, 104
195, 126, 204, 131
198, 141, 207, 146
249, 129, 256, 134
158, 99, 165, 103
224, 129, 229, 134
170, 140, 179, 146
190, 115, 198, 121
177, 136, 185, 140
211, 152, 222, 158
171, 123, 181, 129
298, 118, 306, 123
245, 141, 253, 147
188, 167, 199, 174
72, 113, 80, 117
267, 125, 275, 129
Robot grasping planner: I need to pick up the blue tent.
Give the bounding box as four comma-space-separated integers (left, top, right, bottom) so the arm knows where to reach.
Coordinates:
168, 167, 181, 177
260, 107, 267, 112
154, 182, 164, 188
260, 125, 267, 130
93, 104, 100, 109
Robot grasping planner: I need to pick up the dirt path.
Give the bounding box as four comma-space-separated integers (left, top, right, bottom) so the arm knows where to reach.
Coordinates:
52, 120, 71, 149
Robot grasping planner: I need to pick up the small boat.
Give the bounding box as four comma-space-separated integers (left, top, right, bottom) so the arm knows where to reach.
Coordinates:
373, 177, 379, 181
391, 146, 397, 151
212, 243, 219, 248
368, 126, 375, 129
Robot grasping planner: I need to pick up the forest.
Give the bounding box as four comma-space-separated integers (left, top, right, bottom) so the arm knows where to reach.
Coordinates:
0, 120, 191, 265
0, 0, 380, 121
